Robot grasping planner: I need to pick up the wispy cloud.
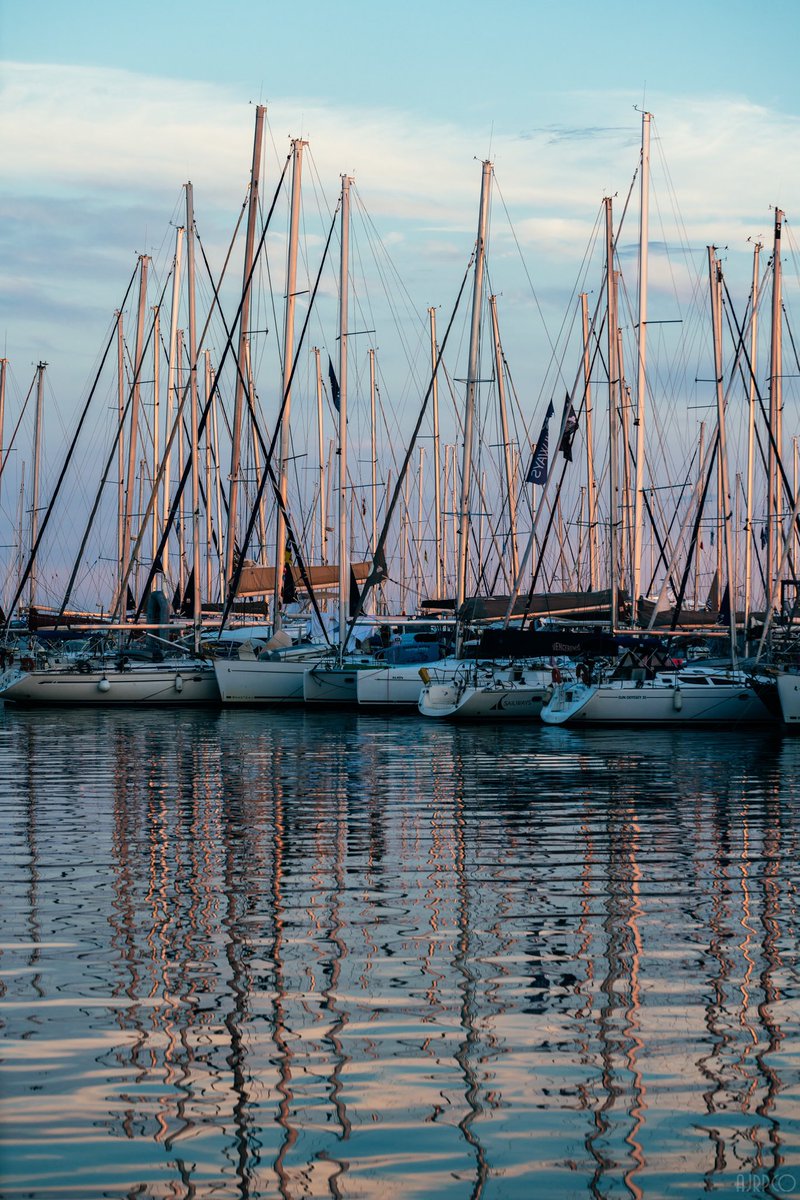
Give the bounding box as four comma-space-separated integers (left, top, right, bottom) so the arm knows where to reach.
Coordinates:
518, 124, 636, 144
3, 62, 800, 399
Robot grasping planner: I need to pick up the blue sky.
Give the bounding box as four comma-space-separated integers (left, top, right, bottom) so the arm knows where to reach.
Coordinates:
2, 0, 800, 604
4, 0, 798, 121
4, 0, 799, 380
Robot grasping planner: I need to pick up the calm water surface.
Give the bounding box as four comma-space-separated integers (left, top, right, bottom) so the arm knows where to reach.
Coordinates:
1, 704, 799, 1198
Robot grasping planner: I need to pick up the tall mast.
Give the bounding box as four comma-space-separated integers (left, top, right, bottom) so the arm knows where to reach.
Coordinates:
204, 350, 213, 602
28, 361, 46, 612
226, 104, 266, 591
455, 159, 492, 631
605, 198, 620, 630
632, 110, 651, 618
744, 242, 761, 640
384, 468, 392, 609
118, 254, 149, 618
135, 458, 145, 602
428, 307, 443, 599
767, 207, 783, 606
581, 293, 598, 589
369, 348, 378, 558
151, 303, 161, 567
416, 445, 425, 606
211, 362, 224, 603
176, 329, 186, 601
162, 225, 184, 589
716, 411, 724, 598
15, 463, 25, 607
115, 312, 125, 583
337, 175, 353, 656
557, 493, 566, 590
693, 422, 705, 611
244, 339, 267, 560
617, 332, 632, 603
401, 472, 410, 610
185, 181, 202, 644
313, 348, 327, 564
325, 436, 335, 569
709, 248, 738, 659
489, 294, 518, 581
479, 467, 487, 587
450, 443, 458, 594
273, 137, 306, 630
577, 486, 585, 585
442, 442, 450, 592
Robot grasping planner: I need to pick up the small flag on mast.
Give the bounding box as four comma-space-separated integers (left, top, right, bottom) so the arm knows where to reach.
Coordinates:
281, 549, 297, 604
526, 400, 554, 484
327, 356, 341, 412
559, 393, 579, 461
348, 566, 361, 617
716, 584, 731, 626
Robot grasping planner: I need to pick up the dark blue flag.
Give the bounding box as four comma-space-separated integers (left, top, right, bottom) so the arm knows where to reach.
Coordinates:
281, 551, 297, 604
328, 356, 340, 411
526, 400, 554, 484
559, 393, 579, 462
349, 566, 361, 618
716, 584, 731, 626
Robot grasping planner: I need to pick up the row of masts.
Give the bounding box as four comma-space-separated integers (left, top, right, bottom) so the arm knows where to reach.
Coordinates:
503, 109, 794, 643
1, 109, 798, 644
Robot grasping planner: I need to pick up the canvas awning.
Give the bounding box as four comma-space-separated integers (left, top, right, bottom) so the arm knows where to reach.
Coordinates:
236, 561, 371, 598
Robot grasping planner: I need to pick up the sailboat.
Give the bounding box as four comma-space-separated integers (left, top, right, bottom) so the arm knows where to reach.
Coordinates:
769, 668, 800, 728
540, 235, 775, 728
213, 136, 338, 705
355, 648, 461, 708
0, 653, 219, 706
360, 160, 497, 711
0, 579, 220, 708
416, 624, 615, 721
0, 188, 222, 708
301, 174, 374, 706
418, 658, 558, 720
539, 646, 773, 726
298, 175, 460, 705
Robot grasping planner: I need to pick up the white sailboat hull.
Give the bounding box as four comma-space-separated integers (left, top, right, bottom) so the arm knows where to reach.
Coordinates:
303, 662, 377, 705
776, 671, 800, 727
356, 655, 464, 708
540, 671, 773, 726
0, 661, 219, 705
213, 649, 327, 703
419, 667, 552, 721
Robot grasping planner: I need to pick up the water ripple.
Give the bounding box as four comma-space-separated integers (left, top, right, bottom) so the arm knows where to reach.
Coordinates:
1, 705, 798, 1197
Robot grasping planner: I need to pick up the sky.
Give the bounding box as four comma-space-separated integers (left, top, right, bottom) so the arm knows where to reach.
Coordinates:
4, 0, 800, 370
2, 0, 800, 607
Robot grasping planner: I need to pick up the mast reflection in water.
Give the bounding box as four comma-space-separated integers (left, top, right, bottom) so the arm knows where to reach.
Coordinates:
1, 706, 799, 1198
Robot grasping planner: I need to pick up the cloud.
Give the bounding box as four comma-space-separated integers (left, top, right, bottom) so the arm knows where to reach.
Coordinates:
518, 123, 636, 145
3, 63, 800, 458
4, 59, 800, 609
